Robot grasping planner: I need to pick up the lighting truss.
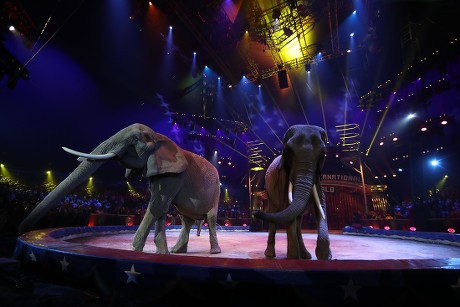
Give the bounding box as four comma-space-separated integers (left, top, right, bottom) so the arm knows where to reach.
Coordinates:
245, 0, 320, 81
335, 123, 361, 152
246, 140, 268, 170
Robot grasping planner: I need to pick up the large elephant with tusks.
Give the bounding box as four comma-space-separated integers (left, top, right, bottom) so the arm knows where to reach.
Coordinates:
18, 123, 222, 255
254, 125, 332, 260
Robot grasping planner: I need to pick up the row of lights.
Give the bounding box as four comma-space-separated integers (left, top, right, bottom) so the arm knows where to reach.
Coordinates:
367, 225, 455, 233
377, 113, 449, 147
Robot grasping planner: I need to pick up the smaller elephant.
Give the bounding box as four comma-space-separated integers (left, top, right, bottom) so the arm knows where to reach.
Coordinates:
254, 125, 332, 260
18, 123, 222, 255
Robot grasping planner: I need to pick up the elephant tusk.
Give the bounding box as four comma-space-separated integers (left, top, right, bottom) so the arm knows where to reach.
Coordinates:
312, 183, 326, 220
288, 181, 325, 219
62, 147, 116, 161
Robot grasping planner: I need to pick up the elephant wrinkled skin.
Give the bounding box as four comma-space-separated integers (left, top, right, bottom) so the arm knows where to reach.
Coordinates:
254, 125, 332, 260
18, 123, 222, 255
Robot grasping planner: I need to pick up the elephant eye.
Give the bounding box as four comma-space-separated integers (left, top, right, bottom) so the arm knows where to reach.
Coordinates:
311, 135, 321, 144
139, 131, 154, 143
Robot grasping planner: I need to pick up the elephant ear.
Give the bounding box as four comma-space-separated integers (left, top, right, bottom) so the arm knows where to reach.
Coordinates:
280, 127, 295, 173
145, 133, 188, 176
271, 156, 289, 203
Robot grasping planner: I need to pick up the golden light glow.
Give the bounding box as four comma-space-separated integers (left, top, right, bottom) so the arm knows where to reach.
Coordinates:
435, 175, 448, 192
44, 170, 56, 191
255, 0, 317, 69
223, 188, 231, 203
85, 176, 94, 196
126, 181, 143, 199
0, 163, 12, 178
279, 38, 303, 62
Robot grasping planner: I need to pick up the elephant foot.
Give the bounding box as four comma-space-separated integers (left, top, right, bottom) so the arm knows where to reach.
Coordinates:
287, 249, 312, 259
264, 247, 276, 258
300, 249, 312, 260
210, 245, 221, 254
171, 244, 188, 253
132, 241, 145, 252
155, 249, 170, 255
286, 253, 299, 259
315, 240, 332, 260
132, 246, 144, 252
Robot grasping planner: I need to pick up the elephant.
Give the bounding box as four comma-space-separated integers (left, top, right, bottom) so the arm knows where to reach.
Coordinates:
254, 124, 332, 260
18, 123, 222, 255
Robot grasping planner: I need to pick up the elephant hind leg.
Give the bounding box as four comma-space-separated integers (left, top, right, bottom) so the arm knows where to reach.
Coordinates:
206, 209, 221, 254
153, 213, 169, 254
264, 223, 276, 258
171, 215, 193, 253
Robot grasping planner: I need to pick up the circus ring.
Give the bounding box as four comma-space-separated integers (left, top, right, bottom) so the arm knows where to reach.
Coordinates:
12, 225, 460, 305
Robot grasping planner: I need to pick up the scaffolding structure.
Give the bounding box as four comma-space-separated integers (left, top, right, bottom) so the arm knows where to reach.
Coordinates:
245, 0, 324, 81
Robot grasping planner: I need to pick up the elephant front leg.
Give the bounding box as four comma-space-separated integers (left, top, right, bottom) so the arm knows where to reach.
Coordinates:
286, 219, 302, 259
133, 209, 156, 252
315, 200, 332, 260
296, 215, 311, 259
171, 215, 194, 253
264, 222, 276, 258
316, 217, 332, 260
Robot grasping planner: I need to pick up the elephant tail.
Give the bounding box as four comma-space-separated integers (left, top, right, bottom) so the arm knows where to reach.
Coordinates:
18, 160, 104, 234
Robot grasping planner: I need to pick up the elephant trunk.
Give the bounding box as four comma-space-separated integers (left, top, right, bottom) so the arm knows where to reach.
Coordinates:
18, 160, 104, 234
255, 172, 314, 224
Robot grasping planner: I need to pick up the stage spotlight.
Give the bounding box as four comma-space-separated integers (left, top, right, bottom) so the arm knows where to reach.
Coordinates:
305, 63, 311, 72
440, 114, 448, 125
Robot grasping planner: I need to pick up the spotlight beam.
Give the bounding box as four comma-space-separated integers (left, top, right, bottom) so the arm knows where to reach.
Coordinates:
250, 105, 283, 147
365, 93, 397, 155
313, 67, 330, 143
289, 73, 310, 125
236, 87, 280, 155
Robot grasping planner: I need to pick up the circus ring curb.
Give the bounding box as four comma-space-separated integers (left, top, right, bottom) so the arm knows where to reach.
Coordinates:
12, 225, 460, 305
